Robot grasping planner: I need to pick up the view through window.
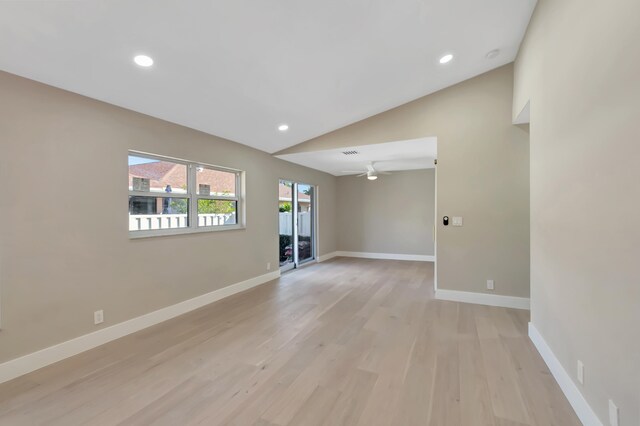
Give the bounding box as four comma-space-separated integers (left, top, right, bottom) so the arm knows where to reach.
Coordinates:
128, 153, 241, 235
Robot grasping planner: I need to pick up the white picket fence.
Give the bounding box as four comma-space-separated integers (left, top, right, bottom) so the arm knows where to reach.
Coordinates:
129, 213, 236, 231
279, 212, 311, 237
129, 211, 306, 234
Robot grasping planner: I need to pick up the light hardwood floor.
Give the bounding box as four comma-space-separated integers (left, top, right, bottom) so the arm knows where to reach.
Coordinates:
0, 258, 579, 425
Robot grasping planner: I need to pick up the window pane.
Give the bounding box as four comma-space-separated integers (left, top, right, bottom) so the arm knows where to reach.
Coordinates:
279, 180, 294, 267
198, 199, 237, 226
128, 155, 187, 195
196, 167, 236, 197
128, 196, 189, 231
297, 184, 313, 263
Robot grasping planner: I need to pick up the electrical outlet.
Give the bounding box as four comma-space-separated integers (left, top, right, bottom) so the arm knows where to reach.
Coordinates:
267, 262, 271, 270
94, 310, 104, 325
608, 400, 619, 426
577, 360, 584, 385
487, 280, 494, 290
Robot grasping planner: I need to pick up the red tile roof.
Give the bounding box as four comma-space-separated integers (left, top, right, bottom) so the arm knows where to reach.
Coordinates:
129, 162, 309, 201
129, 162, 235, 194
279, 183, 310, 202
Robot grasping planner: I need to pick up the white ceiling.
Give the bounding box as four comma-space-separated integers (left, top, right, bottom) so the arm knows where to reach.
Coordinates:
276, 137, 437, 176
0, 0, 536, 153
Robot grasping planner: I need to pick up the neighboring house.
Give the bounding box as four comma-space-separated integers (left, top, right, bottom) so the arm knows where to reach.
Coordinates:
279, 182, 311, 213
128, 162, 310, 215
128, 162, 235, 214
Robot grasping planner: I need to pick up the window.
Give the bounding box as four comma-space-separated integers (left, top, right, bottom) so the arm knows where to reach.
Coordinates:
196, 166, 238, 227
128, 152, 243, 237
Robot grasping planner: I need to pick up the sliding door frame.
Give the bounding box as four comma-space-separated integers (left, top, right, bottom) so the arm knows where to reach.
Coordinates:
279, 179, 316, 272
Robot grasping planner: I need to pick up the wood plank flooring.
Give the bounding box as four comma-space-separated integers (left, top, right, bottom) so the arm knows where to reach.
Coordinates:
0, 258, 580, 425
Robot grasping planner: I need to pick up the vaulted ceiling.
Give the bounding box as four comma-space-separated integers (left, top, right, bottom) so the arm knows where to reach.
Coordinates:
0, 0, 536, 153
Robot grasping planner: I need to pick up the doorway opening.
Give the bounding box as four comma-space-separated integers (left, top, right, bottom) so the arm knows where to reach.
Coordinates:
279, 179, 315, 272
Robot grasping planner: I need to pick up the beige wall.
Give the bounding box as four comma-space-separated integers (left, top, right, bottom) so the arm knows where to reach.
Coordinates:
0, 71, 337, 363
514, 0, 640, 423
281, 64, 530, 298
336, 169, 435, 256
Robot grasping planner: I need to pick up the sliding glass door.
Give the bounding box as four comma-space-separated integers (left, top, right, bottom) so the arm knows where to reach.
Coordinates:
279, 179, 315, 272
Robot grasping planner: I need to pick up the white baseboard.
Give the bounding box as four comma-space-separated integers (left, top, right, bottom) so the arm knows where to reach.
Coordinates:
0, 270, 281, 384
317, 251, 434, 262
317, 251, 339, 262
334, 251, 435, 262
435, 289, 530, 310
528, 322, 603, 426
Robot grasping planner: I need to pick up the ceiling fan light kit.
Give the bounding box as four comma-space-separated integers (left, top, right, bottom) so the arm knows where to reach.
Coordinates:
339, 162, 392, 181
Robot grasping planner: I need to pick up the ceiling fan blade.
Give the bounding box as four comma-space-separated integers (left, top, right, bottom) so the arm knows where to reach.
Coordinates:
340, 170, 365, 173
378, 171, 392, 175
356, 172, 368, 177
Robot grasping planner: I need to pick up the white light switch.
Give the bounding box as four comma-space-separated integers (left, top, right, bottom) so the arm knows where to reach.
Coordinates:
452, 216, 463, 226
487, 280, 494, 290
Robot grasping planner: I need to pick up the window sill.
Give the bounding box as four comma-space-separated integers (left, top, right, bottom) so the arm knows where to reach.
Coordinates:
129, 224, 245, 239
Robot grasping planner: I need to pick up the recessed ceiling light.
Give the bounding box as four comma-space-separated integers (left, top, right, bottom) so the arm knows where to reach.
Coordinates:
486, 49, 500, 59
278, 124, 289, 132
134, 55, 154, 67
439, 54, 453, 64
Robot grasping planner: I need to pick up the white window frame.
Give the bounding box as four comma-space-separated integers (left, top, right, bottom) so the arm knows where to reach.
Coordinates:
128, 151, 245, 238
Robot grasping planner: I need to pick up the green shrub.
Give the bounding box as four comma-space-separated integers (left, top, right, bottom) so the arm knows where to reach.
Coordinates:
279, 203, 292, 213
198, 199, 235, 214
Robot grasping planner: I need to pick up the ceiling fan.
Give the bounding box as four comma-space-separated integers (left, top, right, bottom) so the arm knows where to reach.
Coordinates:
341, 162, 391, 180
